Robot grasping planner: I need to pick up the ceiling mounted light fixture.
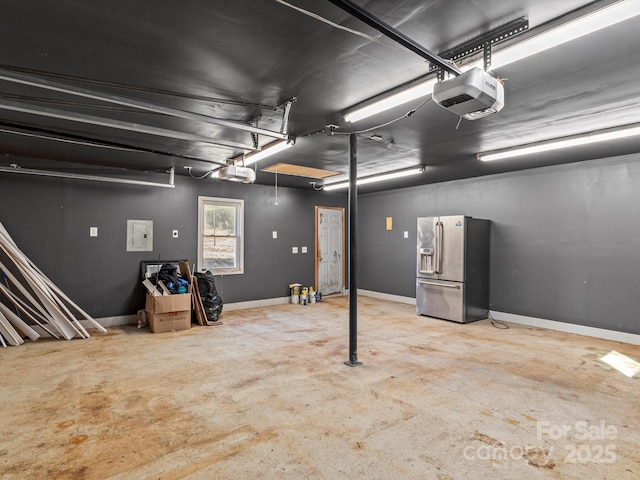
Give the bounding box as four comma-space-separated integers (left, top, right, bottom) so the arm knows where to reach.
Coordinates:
344, 0, 640, 123
344, 78, 438, 123
489, 0, 640, 69
210, 138, 295, 183
241, 138, 295, 166
323, 166, 423, 191
477, 123, 640, 162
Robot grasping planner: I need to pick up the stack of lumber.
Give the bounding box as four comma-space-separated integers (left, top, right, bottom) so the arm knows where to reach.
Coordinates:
0, 222, 106, 347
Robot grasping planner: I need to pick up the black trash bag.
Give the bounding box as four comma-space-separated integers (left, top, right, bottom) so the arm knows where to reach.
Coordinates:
152, 263, 181, 293
195, 271, 223, 322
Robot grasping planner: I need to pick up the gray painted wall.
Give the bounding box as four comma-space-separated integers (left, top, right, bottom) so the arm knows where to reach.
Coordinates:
0, 174, 345, 318
3, 153, 638, 334
358, 153, 640, 334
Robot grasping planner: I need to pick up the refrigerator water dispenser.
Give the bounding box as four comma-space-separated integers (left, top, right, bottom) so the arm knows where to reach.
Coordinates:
419, 247, 435, 274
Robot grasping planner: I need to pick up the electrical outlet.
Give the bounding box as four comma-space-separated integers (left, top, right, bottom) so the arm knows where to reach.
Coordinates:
301, 246, 308, 253
89, 227, 98, 237
292, 247, 298, 254
272, 231, 278, 239
172, 230, 179, 238
404, 231, 409, 239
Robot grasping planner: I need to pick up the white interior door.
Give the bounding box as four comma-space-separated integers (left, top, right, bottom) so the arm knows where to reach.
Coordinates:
316, 207, 344, 295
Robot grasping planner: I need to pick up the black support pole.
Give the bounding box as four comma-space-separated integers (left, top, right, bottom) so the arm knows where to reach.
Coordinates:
345, 133, 362, 367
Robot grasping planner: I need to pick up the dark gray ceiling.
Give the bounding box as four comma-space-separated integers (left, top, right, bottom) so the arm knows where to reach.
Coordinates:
1, 0, 639, 193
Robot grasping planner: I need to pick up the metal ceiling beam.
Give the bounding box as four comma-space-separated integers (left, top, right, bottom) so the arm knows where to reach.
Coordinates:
0, 68, 290, 140
432, 17, 529, 72
0, 123, 230, 167
0, 98, 255, 150
327, 0, 461, 76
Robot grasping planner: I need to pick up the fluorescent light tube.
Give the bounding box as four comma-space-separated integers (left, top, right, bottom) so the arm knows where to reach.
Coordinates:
491, 0, 640, 69
241, 139, 294, 166
477, 124, 640, 161
343, 0, 640, 123
323, 167, 423, 191
344, 78, 437, 123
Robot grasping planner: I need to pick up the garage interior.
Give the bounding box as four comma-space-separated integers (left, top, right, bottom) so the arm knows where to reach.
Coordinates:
1, 1, 639, 479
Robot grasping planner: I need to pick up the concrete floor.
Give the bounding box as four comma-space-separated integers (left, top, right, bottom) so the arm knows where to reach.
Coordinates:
1, 296, 639, 479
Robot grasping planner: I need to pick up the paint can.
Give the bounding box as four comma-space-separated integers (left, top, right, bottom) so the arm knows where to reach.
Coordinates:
289, 283, 302, 304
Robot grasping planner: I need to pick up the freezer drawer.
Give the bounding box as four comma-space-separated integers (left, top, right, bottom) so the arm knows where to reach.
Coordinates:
416, 278, 464, 323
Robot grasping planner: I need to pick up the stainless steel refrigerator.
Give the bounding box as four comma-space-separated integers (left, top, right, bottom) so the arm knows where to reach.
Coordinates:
416, 215, 490, 323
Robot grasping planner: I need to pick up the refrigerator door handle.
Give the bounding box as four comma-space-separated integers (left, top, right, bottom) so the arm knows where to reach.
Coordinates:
435, 221, 444, 274
418, 280, 461, 289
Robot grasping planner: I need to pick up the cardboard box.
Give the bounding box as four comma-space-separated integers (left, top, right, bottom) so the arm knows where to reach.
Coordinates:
145, 293, 192, 333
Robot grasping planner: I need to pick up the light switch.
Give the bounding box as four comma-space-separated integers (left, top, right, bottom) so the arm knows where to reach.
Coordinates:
272, 231, 278, 239
89, 227, 98, 237
301, 246, 308, 253
404, 231, 409, 239
292, 247, 298, 254
172, 230, 179, 238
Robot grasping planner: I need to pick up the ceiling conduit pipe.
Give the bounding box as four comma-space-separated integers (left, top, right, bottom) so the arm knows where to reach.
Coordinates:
0, 124, 230, 167
0, 165, 176, 189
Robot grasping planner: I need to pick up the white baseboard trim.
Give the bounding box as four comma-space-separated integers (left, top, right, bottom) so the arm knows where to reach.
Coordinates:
30, 298, 294, 337
91, 314, 137, 327
223, 296, 291, 311
31, 314, 137, 337
490, 311, 640, 346
358, 289, 416, 305
33, 295, 637, 346
357, 289, 639, 345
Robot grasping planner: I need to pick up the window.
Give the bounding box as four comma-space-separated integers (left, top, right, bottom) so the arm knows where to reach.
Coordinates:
198, 196, 244, 275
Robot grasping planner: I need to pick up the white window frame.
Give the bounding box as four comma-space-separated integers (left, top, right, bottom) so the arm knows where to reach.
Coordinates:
197, 196, 244, 275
